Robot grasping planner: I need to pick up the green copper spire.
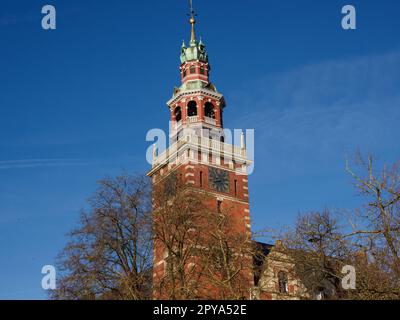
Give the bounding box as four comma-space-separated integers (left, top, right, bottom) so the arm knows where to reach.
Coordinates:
180, 0, 208, 64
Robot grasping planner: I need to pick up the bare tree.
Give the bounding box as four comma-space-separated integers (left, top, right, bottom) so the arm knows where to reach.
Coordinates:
345, 251, 400, 300
281, 210, 351, 299
198, 207, 253, 300
152, 176, 208, 299
345, 153, 400, 298
152, 175, 254, 300
273, 153, 400, 300
51, 174, 152, 300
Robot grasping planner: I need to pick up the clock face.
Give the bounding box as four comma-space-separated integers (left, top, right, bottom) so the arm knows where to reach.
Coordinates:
209, 168, 230, 193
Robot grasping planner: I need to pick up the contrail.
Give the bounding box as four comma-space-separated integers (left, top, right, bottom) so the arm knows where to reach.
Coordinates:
0, 158, 95, 170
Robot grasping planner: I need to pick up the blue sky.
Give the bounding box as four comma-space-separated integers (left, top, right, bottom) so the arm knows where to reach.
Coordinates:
0, 0, 399, 299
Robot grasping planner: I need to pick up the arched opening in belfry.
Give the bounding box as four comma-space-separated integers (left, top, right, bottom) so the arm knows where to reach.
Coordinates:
187, 101, 198, 117
204, 102, 215, 119
174, 107, 182, 123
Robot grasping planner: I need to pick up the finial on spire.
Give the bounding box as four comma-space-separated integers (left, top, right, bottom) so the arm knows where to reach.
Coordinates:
189, 0, 196, 18
188, 0, 197, 44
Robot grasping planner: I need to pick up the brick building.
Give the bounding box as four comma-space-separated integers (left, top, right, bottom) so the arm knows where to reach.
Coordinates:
148, 4, 309, 300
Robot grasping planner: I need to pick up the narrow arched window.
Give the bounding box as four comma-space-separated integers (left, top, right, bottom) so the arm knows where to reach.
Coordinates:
204, 102, 215, 119
174, 107, 182, 123
187, 101, 197, 117
234, 179, 238, 196
278, 271, 288, 294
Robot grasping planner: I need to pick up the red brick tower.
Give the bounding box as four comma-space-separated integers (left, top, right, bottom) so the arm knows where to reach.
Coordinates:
148, 3, 253, 299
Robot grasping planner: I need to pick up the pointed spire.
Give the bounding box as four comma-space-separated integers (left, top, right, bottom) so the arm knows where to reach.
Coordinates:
182, 39, 186, 48
190, 17, 196, 44
188, 0, 197, 45
180, 0, 208, 64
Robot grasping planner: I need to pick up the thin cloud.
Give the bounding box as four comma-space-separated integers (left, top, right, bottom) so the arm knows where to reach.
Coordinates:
0, 158, 97, 170
0, 155, 145, 170
229, 50, 400, 176
0, 13, 37, 26
0, 7, 81, 26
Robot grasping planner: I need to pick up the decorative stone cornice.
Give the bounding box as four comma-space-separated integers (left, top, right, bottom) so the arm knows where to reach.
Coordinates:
148, 133, 251, 177
167, 88, 225, 108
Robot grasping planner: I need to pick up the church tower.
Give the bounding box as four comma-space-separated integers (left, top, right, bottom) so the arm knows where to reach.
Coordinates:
148, 2, 253, 299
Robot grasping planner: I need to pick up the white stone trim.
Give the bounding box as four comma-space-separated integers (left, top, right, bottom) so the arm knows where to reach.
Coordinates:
148, 133, 252, 177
